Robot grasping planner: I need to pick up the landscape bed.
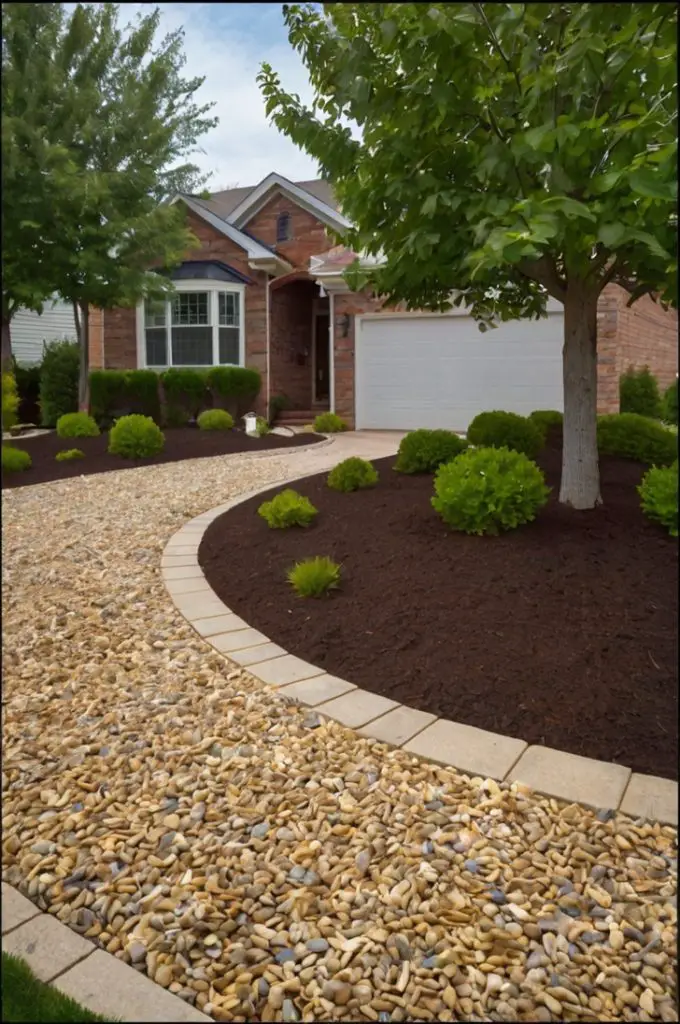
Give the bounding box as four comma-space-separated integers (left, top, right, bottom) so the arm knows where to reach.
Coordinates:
1, 427, 323, 489
200, 440, 678, 780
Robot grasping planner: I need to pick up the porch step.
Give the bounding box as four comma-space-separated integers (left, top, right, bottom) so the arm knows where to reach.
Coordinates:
277, 410, 316, 426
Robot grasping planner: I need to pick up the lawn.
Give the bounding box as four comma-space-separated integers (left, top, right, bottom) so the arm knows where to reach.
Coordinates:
1, 953, 111, 1023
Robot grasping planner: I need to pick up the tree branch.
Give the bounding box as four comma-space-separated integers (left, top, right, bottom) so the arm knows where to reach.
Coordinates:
473, 3, 523, 96
518, 255, 567, 302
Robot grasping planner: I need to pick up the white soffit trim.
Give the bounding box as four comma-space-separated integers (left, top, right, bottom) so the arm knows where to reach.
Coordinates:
172, 194, 277, 262
230, 173, 352, 232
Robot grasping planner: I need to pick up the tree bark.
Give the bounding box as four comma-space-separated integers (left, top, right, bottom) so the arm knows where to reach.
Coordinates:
1, 314, 12, 372
74, 301, 90, 412
559, 282, 601, 509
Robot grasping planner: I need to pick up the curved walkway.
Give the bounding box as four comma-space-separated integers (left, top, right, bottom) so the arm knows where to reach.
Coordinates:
2, 436, 677, 1024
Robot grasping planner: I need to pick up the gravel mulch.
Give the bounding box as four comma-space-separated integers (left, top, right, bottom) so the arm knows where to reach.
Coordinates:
199, 443, 678, 780
2, 449, 677, 1023
1, 426, 323, 489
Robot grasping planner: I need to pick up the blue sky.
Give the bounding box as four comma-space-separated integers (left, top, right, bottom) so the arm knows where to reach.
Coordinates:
119, 3, 321, 190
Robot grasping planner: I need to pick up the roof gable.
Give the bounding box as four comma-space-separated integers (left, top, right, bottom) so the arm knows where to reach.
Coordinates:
229, 174, 351, 233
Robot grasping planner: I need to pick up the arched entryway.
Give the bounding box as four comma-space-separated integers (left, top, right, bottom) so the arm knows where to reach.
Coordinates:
269, 275, 330, 418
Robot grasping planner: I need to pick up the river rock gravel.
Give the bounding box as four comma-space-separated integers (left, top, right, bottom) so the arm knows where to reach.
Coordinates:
2, 449, 677, 1023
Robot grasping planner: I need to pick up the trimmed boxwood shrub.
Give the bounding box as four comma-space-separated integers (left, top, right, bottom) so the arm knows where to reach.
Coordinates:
467, 410, 543, 458
207, 366, 261, 402
2, 445, 31, 473
89, 369, 160, 425
55, 448, 85, 462
287, 556, 341, 597
597, 413, 677, 467
662, 379, 678, 425
197, 409, 234, 431
638, 461, 678, 537
313, 412, 347, 433
108, 414, 165, 459
56, 412, 99, 438
432, 446, 550, 536
394, 429, 467, 474
258, 488, 318, 528
2, 372, 19, 431
11, 359, 41, 425
327, 457, 379, 492
619, 365, 662, 419
160, 368, 209, 420
528, 410, 563, 441
39, 340, 79, 426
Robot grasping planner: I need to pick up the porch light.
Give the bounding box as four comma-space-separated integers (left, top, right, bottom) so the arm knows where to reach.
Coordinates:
339, 313, 351, 337
318, 283, 326, 298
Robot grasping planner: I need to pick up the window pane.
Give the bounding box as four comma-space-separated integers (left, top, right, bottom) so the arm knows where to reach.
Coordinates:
144, 298, 166, 327
145, 328, 167, 366
219, 327, 240, 365
218, 292, 239, 327
172, 292, 209, 326
171, 326, 213, 365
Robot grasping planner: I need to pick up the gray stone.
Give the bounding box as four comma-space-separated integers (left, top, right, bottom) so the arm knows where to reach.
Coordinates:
464, 859, 478, 873
250, 822, 269, 839
306, 938, 329, 953
282, 999, 299, 1022
490, 889, 506, 904
275, 948, 296, 964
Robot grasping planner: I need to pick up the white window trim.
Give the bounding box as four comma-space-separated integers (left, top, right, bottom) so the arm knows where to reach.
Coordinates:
136, 279, 246, 370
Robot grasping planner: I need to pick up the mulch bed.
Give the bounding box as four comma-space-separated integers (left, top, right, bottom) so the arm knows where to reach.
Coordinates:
2, 428, 323, 490
200, 440, 678, 780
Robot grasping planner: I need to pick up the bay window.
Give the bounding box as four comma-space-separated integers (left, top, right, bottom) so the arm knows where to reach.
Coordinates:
139, 282, 244, 368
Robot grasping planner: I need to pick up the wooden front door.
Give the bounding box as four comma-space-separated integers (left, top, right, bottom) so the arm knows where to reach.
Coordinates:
314, 313, 330, 401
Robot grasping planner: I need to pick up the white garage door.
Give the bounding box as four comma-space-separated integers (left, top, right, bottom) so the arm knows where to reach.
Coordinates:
355, 310, 564, 431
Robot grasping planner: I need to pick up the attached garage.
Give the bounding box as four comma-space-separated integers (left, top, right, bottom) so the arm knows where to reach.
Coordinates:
354, 307, 565, 432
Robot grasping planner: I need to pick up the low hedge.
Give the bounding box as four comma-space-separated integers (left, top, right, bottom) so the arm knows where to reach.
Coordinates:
89, 370, 160, 425
597, 413, 677, 467
662, 379, 678, 426
39, 340, 79, 426
12, 359, 41, 425
467, 410, 544, 458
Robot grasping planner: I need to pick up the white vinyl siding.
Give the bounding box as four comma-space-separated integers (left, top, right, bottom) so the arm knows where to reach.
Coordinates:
10, 299, 78, 365
355, 308, 564, 432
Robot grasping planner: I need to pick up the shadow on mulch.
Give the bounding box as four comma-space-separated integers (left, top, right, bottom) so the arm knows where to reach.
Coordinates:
1, 428, 323, 489
200, 441, 678, 780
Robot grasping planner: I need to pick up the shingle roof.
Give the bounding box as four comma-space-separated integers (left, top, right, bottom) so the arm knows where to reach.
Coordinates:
199, 178, 338, 221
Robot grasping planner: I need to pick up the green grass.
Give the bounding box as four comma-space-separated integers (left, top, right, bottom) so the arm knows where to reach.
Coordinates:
1, 953, 112, 1023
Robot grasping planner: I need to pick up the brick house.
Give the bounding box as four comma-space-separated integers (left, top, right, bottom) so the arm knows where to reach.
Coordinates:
88, 173, 678, 430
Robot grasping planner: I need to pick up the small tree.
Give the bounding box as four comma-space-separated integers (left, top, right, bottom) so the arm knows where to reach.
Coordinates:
259, 2, 677, 508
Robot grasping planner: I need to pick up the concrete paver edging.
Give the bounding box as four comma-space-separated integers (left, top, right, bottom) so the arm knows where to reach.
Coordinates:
162, 454, 678, 827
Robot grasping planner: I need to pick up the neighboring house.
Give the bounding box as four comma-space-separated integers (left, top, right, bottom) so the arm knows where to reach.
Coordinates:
11, 298, 78, 366
87, 173, 678, 430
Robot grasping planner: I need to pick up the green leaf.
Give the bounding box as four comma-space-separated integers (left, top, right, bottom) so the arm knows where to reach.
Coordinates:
590, 169, 623, 194
421, 194, 439, 216
629, 169, 677, 201
597, 223, 627, 247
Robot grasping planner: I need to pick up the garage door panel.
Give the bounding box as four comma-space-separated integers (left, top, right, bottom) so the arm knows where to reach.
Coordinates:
355, 313, 564, 431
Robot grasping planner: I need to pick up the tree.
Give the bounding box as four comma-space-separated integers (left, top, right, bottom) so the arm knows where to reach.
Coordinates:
259, 2, 677, 508
2, 3, 218, 406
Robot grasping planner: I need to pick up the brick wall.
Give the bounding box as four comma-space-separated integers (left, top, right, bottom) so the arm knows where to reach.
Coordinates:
270, 281, 315, 408
245, 194, 333, 270
88, 308, 104, 369
333, 291, 388, 427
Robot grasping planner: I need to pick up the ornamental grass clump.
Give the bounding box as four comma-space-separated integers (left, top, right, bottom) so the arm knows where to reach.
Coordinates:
197, 409, 234, 431
327, 456, 378, 492
638, 461, 678, 537
258, 489, 318, 528
597, 413, 677, 467
287, 556, 341, 597
2, 445, 31, 473
56, 412, 100, 438
432, 446, 550, 536
108, 414, 164, 459
313, 412, 347, 433
55, 448, 85, 462
467, 410, 543, 459
394, 429, 467, 474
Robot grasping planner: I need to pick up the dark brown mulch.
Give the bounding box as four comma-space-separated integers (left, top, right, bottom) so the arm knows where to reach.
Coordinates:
2, 428, 323, 490
200, 443, 678, 780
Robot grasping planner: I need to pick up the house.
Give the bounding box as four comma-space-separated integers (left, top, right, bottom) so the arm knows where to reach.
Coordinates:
87, 173, 678, 430
12, 297, 78, 365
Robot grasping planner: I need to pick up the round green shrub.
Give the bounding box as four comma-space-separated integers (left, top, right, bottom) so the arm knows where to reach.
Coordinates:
258, 489, 318, 529
394, 429, 467, 474
55, 448, 85, 462
108, 414, 165, 459
56, 412, 100, 438
597, 413, 677, 467
313, 412, 347, 433
619, 365, 662, 419
327, 456, 379, 492
39, 340, 79, 426
662, 379, 678, 426
528, 410, 563, 441
287, 556, 341, 597
431, 446, 550, 536
2, 445, 32, 473
467, 410, 543, 458
255, 416, 270, 437
197, 409, 234, 431
638, 461, 678, 537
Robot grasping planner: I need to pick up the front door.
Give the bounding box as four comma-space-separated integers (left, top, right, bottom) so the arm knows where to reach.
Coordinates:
314, 313, 330, 402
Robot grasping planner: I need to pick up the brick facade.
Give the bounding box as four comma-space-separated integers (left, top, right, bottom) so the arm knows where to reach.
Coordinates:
270, 280, 315, 408
244, 194, 333, 270
88, 308, 104, 369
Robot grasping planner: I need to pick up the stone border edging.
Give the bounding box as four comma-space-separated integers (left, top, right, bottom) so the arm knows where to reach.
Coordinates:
1, 883, 210, 1022
162, 467, 678, 827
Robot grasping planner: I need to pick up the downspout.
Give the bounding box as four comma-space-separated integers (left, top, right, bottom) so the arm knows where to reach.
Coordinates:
328, 290, 335, 414
266, 276, 271, 418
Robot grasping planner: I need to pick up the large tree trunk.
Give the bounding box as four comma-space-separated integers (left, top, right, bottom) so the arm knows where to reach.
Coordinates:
74, 301, 90, 412
1, 313, 12, 372
559, 283, 601, 509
